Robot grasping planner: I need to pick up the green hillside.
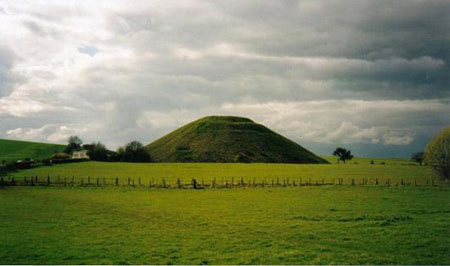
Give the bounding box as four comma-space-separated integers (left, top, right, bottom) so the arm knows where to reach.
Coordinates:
0, 139, 65, 163
146, 116, 328, 163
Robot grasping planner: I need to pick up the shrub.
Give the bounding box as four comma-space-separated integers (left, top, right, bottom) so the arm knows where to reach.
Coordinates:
424, 127, 450, 180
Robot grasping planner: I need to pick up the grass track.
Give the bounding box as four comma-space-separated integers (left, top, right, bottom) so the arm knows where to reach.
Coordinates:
0, 186, 449, 264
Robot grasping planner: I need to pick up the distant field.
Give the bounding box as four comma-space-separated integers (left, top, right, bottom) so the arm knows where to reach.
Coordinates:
9, 158, 435, 186
0, 139, 65, 163
1, 186, 449, 264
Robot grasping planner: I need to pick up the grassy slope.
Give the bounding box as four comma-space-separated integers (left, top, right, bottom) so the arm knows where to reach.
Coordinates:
1, 186, 449, 264
146, 116, 328, 163
10, 158, 435, 185
0, 139, 65, 163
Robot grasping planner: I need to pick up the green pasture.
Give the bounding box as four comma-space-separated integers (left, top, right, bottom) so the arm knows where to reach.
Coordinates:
0, 139, 64, 163
0, 186, 449, 264
9, 158, 436, 186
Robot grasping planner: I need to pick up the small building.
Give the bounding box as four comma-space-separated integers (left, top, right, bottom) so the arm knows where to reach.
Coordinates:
72, 150, 90, 160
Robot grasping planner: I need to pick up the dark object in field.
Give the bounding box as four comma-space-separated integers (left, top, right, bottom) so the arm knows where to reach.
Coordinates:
146, 116, 328, 164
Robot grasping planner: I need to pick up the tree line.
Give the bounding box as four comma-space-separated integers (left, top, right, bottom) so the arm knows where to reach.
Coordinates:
64, 136, 151, 162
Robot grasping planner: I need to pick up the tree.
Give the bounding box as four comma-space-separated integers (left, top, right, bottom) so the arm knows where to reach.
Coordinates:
332, 147, 354, 164
86, 142, 109, 161
64, 136, 83, 154
117, 141, 151, 162
424, 127, 450, 180
411, 152, 424, 165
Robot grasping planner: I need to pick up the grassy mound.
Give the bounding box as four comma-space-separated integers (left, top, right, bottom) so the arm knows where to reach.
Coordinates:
146, 116, 328, 163
0, 139, 65, 163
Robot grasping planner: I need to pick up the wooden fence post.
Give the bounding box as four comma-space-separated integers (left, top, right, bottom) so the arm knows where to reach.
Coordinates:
115, 178, 119, 186
351, 179, 355, 186
162, 178, 166, 188
192, 178, 198, 189
177, 178, 181, 188
96, 178, 99, 186
212, 177, 216, 188
47, 175, 51, 186
376, 178, 379, 185
231, 177, 234, 186
401, 179, 404, 186
88, 176, 90, 186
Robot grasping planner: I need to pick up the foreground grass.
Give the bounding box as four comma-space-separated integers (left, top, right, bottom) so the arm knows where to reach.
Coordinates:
10, 160, 435, 186
0, 186, 449, 264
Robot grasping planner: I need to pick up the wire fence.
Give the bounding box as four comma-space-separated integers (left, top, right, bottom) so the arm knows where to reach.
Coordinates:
0, 175, 449, 189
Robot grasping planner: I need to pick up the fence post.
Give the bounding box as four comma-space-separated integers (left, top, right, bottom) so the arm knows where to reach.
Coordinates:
30, 176, 34, 186
88, 176, 90, 186
192, 178, 198, 189
115, 178, 118, 186
401, 179, 404, 186
351, 179, 354, 186
231, 177, 234, 187
212, 177, 216, 188
47, 175, 51, 186
162, 178, 166, 188
177, 178, 181, 188
96, 178, 99, 186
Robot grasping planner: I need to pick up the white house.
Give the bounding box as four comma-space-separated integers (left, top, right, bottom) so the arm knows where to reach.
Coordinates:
72, 150, 90, 160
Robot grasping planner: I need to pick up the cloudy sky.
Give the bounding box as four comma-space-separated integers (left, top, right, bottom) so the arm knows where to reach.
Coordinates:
1, 0, 449, 157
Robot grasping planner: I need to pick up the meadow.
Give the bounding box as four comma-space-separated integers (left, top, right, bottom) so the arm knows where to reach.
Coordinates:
2, 158, 449, 264
0, 139, 64, 163
8, 157, 436, 187
1, 185, 449, 264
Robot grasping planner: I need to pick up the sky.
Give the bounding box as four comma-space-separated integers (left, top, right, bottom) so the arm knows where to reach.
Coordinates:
0, 0, 449, 158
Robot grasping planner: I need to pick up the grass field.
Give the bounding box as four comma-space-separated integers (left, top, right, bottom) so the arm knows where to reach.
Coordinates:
1, 186, 449, 264
9, 158, 436, 186
0, 139, 65, 163
3, 159, 448, 264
